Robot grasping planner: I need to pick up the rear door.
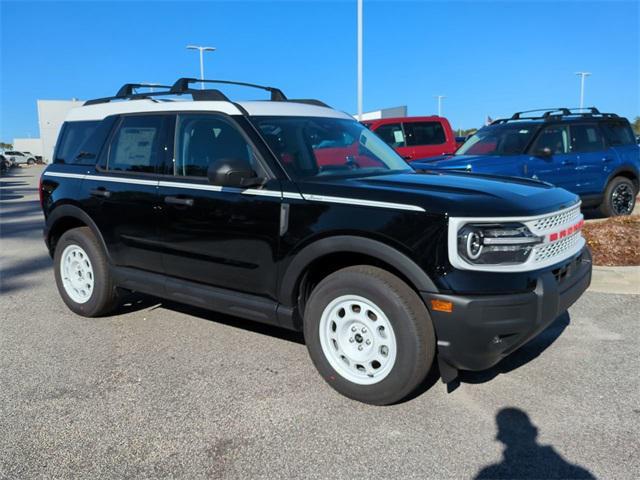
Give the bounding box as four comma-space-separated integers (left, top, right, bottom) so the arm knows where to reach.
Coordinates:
569, 123, 608, 195
525, 124, 576, 190
81, 114, 171, 273
156, 113, 282, 298
403, 120, 451, 159
371, 122, 413, 160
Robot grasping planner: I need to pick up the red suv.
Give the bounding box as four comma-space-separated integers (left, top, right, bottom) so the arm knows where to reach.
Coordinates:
363, 116, 458, 161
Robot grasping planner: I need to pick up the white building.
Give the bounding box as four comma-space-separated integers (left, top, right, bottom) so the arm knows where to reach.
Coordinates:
12, 138, 43, 157
38, 99, 84, 162
355, 106, 407, 121
13, 99, 83, 163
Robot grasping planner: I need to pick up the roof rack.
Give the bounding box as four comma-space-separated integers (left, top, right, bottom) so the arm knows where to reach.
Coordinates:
170, 78, 288, 101
491, 107, 618, 125
84, 83, 173, 105
83, 77, 330, 110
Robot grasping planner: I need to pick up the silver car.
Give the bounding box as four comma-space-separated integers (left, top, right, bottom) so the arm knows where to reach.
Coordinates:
3, 151, 37, 166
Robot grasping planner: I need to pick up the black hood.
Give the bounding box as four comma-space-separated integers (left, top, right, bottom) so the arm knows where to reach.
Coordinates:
300, 170, 578, 217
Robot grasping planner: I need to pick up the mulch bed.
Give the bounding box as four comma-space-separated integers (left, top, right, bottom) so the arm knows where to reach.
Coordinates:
582, 216, 640, 266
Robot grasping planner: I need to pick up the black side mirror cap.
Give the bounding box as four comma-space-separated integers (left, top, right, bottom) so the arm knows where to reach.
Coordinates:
207, 158, 264, 188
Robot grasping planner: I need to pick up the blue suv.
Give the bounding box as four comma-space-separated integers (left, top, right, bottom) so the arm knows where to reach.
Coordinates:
413, 108, 639, 217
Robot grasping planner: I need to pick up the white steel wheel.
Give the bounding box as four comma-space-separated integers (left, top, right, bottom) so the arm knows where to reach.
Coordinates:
319, 294, 397, 385
60, 244, 95, 304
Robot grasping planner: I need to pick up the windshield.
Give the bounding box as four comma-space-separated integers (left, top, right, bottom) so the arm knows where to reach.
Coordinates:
457, 124, 539, 156
252, 116, 412, 180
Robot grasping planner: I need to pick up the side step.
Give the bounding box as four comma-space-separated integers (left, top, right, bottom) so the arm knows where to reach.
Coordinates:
111, 266, 297, 330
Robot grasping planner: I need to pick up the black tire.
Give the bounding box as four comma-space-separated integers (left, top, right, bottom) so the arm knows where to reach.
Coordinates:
303, 265, 435, 405
599, 176, 637, 217
27, 158, 35, 165
53, 227, 121, 317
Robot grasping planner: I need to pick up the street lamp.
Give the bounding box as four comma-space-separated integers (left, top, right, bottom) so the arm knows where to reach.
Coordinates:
435, 95, 446, 116
357, 0, 363, 121
187, 45, 216, 89
575, 72, 591, 109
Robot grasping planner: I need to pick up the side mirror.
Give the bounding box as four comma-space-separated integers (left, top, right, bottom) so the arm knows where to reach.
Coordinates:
536, 147, 553, 158
207, 158, 264, 188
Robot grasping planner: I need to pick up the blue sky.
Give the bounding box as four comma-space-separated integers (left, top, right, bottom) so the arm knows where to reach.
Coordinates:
1, 0, 638, 142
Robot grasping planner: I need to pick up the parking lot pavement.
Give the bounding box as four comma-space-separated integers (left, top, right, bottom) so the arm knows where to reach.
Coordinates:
1, 166, 639, 479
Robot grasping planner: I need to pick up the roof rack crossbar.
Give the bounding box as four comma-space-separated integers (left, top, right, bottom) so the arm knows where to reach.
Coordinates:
170, 78, 288, 101
115, 83, 173, 98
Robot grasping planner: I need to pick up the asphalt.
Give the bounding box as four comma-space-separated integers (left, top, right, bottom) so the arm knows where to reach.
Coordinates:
1, 166, 639, 479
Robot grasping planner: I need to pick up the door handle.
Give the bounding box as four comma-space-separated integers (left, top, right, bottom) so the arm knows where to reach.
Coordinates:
164, 195, 194, 207
402, 155, 413, 160
602, 157, 613, 163
561, 160, 576, 166
89, 187, 111, 198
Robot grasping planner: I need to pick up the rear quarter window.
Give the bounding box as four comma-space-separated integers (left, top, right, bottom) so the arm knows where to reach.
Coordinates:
601, 122, 635, 146
54, 120, 101, 164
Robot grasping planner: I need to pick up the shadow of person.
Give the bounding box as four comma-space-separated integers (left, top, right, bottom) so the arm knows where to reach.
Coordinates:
476, 408, 595, 479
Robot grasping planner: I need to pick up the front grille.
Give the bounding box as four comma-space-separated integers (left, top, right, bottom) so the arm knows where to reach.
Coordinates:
532, 205, 581, 232
534, 232, 582, 262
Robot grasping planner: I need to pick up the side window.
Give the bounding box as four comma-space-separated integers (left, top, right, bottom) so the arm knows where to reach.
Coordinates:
174, 114, 261, 179
404, 121, 446, 146
571, 124, 605, 153
374, 123, 405, 148
54, 121, 100, 164
108, 115, 165, 173
601, 122, 635, 146
530, 126, 569, 154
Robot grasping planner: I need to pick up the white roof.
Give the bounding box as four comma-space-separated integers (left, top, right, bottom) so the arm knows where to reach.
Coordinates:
64, 98, 352, 122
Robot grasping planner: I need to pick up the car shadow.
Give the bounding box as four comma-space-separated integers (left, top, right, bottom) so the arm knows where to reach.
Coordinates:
115, 293, 305, 345
457, 312, 571, 386
475, 407, 595, 479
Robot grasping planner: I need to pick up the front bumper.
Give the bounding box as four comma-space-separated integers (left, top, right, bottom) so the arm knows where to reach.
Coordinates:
422, 248, 592, 378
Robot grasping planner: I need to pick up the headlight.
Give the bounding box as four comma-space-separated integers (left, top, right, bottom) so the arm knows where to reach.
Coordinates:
457, 223, 542, 265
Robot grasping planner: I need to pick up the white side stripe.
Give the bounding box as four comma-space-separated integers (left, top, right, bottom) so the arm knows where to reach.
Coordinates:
43, 172, 425, 212
88, 175, 157, 186
302, 193, 425, 212
43, 171, 85, 179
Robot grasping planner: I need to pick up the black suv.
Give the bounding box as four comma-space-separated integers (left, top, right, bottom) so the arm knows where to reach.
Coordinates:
41, 79, 592, 405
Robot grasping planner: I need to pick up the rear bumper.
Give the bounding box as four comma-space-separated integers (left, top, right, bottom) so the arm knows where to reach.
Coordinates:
422, 248, 592, 376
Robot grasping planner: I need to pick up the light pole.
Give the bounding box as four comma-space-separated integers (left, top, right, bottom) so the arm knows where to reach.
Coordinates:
575, 72, 591, 109
187, 45, 216, 89
435, 95, 446, 116
357, 0, 363, 120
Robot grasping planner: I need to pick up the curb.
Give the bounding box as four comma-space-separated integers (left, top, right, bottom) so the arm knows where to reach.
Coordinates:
589, 265, 640, 295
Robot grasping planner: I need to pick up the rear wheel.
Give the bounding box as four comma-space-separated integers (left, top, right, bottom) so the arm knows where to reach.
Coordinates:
304, 265, 435, 405
54, 227, 121, 317
599, 176, 636, 217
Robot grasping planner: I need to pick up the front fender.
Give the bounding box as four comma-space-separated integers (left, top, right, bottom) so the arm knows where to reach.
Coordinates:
278, 235, 439, 305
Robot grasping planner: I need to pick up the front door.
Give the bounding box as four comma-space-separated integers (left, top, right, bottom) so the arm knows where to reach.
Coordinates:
373, 122, 413, 160
157, 113, 282, 299
525, 124, 577, 191
81, 114, 171, 273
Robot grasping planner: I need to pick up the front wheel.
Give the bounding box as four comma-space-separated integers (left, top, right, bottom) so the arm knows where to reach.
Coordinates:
304, 265, 435, 405
27, 158, 35, 165
599, 176, 636, 217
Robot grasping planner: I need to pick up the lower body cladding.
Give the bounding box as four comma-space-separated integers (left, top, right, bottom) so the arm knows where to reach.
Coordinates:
422, 248, 592, 383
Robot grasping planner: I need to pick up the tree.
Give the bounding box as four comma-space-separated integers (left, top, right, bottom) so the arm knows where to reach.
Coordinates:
0, 142, 13, 150
631, 116, 640, 135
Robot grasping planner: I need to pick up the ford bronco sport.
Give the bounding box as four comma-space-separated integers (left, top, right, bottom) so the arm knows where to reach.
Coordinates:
413, 108, 640, 217
41, 79, 592, 405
